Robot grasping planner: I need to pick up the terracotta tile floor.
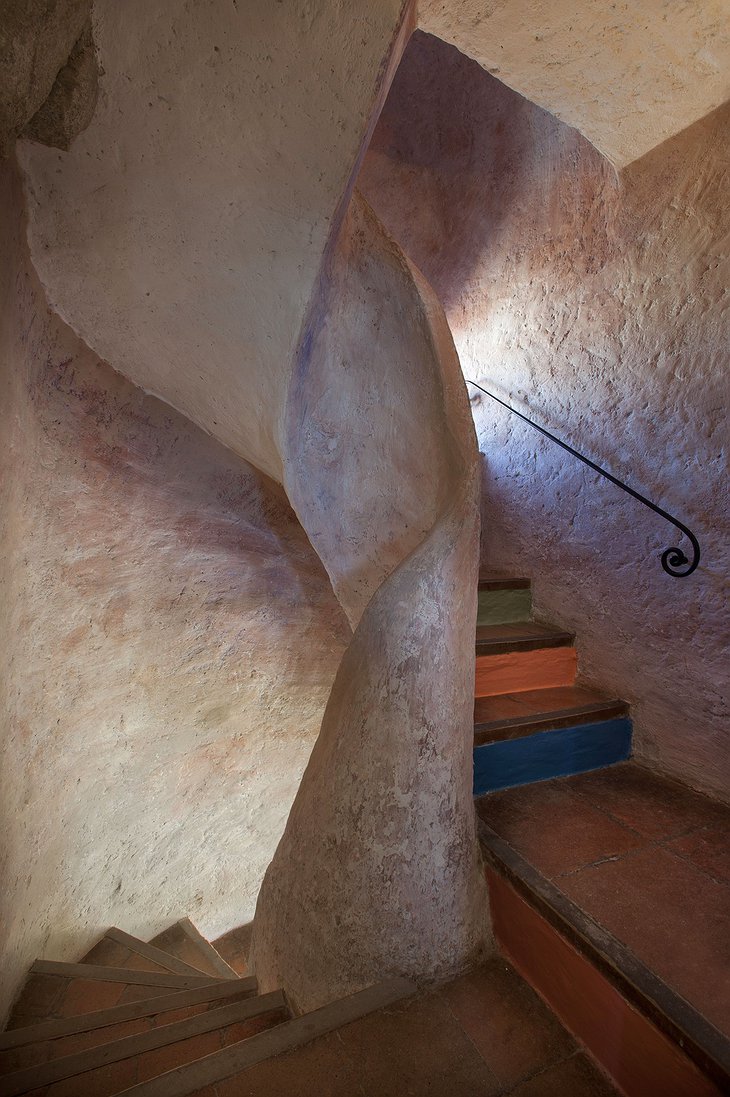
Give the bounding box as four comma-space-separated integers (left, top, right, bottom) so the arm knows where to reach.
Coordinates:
207, 959, 618, 1096
476, 762, 730, 1036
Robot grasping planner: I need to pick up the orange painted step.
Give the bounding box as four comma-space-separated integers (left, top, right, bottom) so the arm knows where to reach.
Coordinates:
475, 646, 577, 698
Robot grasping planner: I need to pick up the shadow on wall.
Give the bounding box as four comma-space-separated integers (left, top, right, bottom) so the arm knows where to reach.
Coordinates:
358, 31, 730, 801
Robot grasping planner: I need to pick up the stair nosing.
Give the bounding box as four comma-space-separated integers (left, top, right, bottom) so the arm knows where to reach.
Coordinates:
113, 978, 417, 1097
474, 700, 629, 745
478, 577, 531, 591
475, 630, 574, 656
0, 978, 259, 1051
0, 990, 288, 1096
30, 961, 222, 989
477, 818, 730, 1088
104, 928, 212, 979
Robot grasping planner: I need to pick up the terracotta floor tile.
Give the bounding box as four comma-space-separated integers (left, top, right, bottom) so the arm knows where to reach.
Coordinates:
336, 991, 502, 1096
476, 782, 643, 877
215, 1029, 361, 1097
558, 845, 730, 1035
438, 958, 576, 1088
213, 925, 252, 977
504, 1053, 618, 1096
46, 1056, 138, 1097
219, 1007, 289, 1046
664, 820, 730, 884
135, 1030, 222, 1081
59, 978, 126, 1016
563, 764, 728, 841
6, 975, 68, 1026
50, 1016, 152, 1056
116, 983, 174, 1005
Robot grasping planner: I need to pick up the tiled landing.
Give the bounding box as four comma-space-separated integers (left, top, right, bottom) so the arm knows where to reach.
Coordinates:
190, 959, 618, 1096
476, 761, 730, 1088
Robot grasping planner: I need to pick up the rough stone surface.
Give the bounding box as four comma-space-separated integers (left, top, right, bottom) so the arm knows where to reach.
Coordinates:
22, 18, 99, 151
252, 193, 490, 1012
17, 0, 409, 482
419, 0, 730, 169
0, 161, 351, 1025
0, 0, 92, 156
359, 32, 730, 802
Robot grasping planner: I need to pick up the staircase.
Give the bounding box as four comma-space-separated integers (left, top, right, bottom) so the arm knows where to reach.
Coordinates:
473, 575, 632, 795
0, 920, 413, 1096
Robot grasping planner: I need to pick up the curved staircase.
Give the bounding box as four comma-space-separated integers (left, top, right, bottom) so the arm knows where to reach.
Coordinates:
0, 921, 412, 1096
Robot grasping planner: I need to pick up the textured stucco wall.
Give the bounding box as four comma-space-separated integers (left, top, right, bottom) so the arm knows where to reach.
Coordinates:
419, 0, 730, 169
359, 32, 729, 801
0, 162, 350, 1022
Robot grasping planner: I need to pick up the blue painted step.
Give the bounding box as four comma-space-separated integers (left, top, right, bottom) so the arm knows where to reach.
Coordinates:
473, 717, 632, 796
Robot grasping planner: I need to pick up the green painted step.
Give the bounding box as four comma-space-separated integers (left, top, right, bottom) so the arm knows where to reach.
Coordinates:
477, 580, 532, 626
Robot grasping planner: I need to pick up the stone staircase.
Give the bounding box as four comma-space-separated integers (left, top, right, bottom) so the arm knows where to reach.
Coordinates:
473, 575, 632, 795
0, 920, 413, 1096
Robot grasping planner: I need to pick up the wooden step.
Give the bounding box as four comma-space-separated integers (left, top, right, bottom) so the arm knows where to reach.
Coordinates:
475, 622, 574, 656
474, 686, 629, 743
30, 962, 219, 990
475, 770, 730, 1096
1, 991, 289, 1096
113, 978, 416, 1096
475, 646, 577, 698
149, 920, 238, 981
82, 929, 211, 979
0, 978, 258, 1056
478, 575, 530, 591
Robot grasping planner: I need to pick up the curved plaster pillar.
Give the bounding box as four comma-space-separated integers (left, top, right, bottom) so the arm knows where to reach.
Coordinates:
251, 193, 489, 1012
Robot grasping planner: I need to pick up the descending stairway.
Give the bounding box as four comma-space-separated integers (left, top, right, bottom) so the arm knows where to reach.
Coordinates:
473, 575, 632, 795
0, 921, 413, 1096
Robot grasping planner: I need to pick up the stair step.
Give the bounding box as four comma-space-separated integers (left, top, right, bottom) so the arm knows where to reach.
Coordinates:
475, 622, 573, 656
0, 992, 288, 1096
473, 717, 632, 794
31, 962, 219, 990
149, 920, 238, 981
474, 686, 629, 742
82, 929, 211, 980
475, 646, 577, 698
211, 924, 252, 978
0, 978, 258, 1054
478, 575, 530, 592
475, 768, 730, 1095
113, 978, 416, 1097
477, 583, 532, 626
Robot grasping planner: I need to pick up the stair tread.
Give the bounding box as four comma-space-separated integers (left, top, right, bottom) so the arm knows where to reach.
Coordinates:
478, 574, 530, 591
0, 992, 288, 1096
149, 920, 238, 981
474, 686, 628, 743
476, 622, 574, 654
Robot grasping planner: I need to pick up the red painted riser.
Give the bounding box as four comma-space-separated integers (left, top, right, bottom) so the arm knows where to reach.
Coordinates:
486, 868, 722, 1097
475, 648, 577, 698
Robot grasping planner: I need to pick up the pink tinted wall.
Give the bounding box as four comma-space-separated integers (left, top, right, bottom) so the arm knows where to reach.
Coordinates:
0, 161, 350, 1021
359, 31, 729, 801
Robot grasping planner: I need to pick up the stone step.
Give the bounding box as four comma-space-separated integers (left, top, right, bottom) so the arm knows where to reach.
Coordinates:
475, 765, 730, 1096
1, 991, 289, 1096
149, 920, 238, 982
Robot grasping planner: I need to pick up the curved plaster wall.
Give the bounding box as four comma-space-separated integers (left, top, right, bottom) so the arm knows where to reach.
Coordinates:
359, 32, 730, 801
0, 162, 351, 1022
252, 193, 488, 1011
17, 0, 411, 481
419, 0, 730, 169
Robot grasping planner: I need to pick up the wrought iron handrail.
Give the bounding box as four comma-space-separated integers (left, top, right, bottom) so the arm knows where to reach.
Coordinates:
465, 379, 700, 578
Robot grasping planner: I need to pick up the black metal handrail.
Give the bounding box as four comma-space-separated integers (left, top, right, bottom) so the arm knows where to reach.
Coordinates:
465, 379, 700, 578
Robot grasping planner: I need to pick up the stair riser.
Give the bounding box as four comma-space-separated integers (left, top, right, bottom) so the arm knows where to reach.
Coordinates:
486, 868, 723, 1097
475, 647, 577, 698
477, 588, 532, 626
473, 718, 632, 795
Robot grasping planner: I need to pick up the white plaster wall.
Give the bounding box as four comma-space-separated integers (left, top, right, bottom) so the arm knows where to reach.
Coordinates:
17, 0, 409, 480
0, 162, 351, 1023
359, 33, 730, 801
419, 0, 730, 169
